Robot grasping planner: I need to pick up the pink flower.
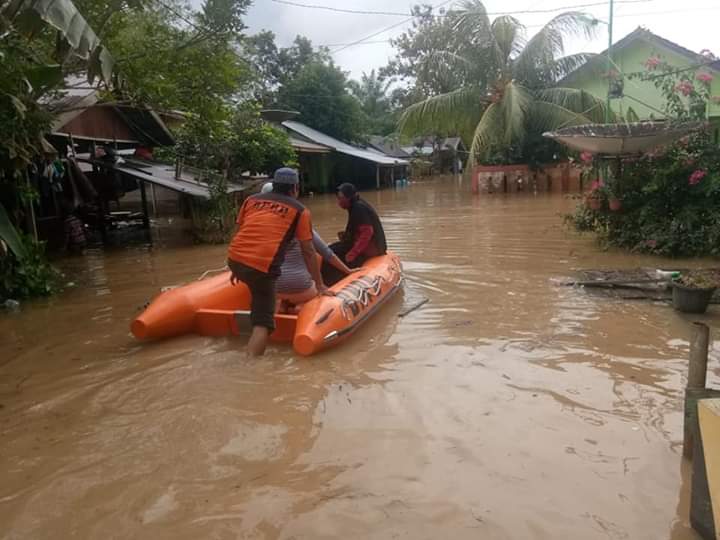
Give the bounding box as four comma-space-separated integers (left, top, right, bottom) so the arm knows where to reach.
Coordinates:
675, 81, 695, 96
580, 151, 593, 163
689, 169, 707, 185
696, 72, 713, 83
589, 179, 604, 191
645, 239, 658, 249
645, 56, 661, 69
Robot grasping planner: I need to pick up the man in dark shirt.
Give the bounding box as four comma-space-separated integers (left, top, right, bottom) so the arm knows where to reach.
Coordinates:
322, 182, 387, 285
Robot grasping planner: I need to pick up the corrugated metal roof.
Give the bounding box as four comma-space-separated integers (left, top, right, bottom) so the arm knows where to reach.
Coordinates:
289, 136, 331, 153
45, 77, 175, 146
80, 159, 247, 199
283, 121, 408, 166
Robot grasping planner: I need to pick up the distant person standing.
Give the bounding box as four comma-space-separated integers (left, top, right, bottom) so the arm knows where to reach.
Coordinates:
226, 168, 327, 357
322, 182, 387, 285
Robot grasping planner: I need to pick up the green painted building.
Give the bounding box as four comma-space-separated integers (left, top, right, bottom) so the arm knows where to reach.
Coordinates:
561, 27, 720, 134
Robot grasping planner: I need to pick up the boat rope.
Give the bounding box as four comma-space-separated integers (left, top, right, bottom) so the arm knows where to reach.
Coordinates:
338, 274, 389, 320
197, 266, 228, 281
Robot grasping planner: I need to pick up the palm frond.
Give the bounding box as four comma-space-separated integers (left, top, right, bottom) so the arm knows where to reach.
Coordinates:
416, 50, 475, 88
491, 15, 525, 66
451, 0, 492, 45
468, 102, 502, 166
398, 87, 487, 140
498, 81, 532, 145
529, 100, 593, 132
549, 52, 596, 81
536, 87, 612, 123
513, 11, 599, 86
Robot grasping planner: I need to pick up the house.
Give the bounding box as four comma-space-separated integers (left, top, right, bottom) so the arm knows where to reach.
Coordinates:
46, 79, 175, 151
367, 136, 411, 159
561, 27, 720, 135
401, 137, 468, 174
261, 110, 408, 192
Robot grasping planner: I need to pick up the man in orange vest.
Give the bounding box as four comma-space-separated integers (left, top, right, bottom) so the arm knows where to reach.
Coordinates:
227, 168, 327, 356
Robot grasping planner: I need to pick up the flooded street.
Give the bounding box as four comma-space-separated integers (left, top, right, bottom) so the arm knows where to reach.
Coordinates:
2, 178, 719, 539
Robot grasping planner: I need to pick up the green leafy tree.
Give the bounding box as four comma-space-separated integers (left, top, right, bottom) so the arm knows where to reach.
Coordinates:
348, 70, 398, 136
278, 62, 364, 142
106, 0, 251, 118
176, 104, 296, 242
398, 0, 609, 163
244, 33, 330, 105
381, 4, 472, 100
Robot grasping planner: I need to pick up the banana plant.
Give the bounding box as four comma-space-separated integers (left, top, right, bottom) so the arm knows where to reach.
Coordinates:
0, 202, 26, 259
2, 0, 115, 83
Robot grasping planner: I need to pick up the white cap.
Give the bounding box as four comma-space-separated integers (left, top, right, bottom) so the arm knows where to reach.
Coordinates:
261, 182, 273, 194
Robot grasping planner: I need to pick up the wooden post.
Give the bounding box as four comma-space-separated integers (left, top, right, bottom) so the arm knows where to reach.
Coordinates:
391, 166, 395, 187
684, 322, 711, 459
68, 132, 77, 158
23, 170, 38, 242
376, 165, 380, 190
139, 181, 150, 229
689, 322, 710, 389
150, 183, 158, 218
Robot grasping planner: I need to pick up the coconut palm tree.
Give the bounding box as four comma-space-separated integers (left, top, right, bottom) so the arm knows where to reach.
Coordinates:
398, 0, 611, 163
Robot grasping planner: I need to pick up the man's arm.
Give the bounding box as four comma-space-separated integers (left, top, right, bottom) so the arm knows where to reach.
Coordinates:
300, 239, 329, 294
346, 224, 374, 263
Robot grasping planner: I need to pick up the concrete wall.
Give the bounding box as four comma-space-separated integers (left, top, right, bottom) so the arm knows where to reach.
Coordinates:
472, 163, 583, 194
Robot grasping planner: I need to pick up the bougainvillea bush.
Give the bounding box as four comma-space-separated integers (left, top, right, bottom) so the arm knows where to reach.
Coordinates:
569, 128, 720, 256
568, 53, 720, 257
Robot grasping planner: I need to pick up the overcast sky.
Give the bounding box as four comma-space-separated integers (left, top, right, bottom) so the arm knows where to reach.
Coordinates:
243, 0, 719, 80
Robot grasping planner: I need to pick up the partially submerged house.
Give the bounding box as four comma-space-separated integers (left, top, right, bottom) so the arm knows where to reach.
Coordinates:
561, 27, 720, 138
367, 136, 411, 159
261, 110, 408, 193
37, 80, 253, 246
47, 79, 175, 151
401, 137, 468, 175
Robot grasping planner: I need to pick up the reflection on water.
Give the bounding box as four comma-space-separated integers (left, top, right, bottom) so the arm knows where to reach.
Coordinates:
1, 178, 718, 539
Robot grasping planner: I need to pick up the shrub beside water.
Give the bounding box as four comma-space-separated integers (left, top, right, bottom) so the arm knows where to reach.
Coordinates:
568, 130, 720, 257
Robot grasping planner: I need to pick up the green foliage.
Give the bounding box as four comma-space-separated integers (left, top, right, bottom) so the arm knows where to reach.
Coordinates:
108, 7, 249, 117
0, 202, 27, 259
0, 31, 54, 172
244, 32, 330, 105
4, 0, 117, 82
177, 103, 297, 177
348, 70, 398, 136
0, 234, 60, 299
192, 172, 236, 244
381, 4, 480, 99
278, 62, 364, 142
568, 130, 720, 257
395, 1, 604, 164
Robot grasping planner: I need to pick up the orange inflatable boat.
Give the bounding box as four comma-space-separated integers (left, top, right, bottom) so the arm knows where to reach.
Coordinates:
131, 252, 403, 356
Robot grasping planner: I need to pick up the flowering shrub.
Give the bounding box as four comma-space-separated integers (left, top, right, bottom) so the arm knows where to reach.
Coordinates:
568, 129, 720, 256
629, 57, 712, 120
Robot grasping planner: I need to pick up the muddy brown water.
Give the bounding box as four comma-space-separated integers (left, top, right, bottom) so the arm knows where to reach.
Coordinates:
2, 178, 719, 539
